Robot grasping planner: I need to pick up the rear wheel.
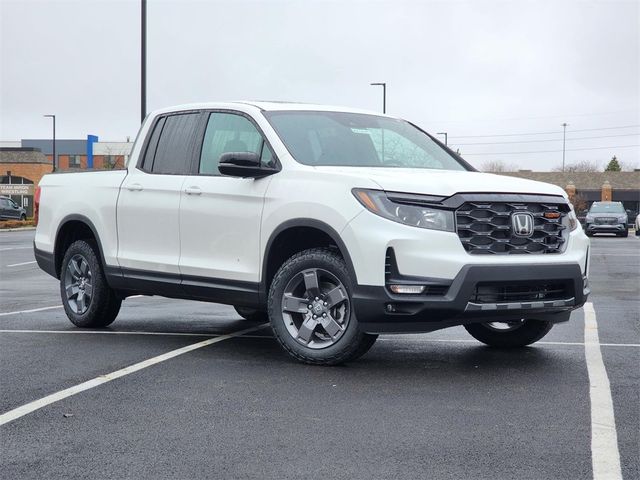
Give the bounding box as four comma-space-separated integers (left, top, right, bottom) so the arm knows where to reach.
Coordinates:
268, 248, 377, 365
60, 240, 121, 328
464, 319, 553, 348
233, 306, 269, 323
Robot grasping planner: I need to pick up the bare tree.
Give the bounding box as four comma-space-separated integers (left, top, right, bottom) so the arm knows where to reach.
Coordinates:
552, 160, 599, 172
480, 160, 518, 172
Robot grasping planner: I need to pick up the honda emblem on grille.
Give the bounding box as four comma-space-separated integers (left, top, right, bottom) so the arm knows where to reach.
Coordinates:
511, 212, 534, 237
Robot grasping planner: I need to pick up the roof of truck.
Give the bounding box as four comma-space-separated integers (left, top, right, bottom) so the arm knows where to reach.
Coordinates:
150, 101, 388, 117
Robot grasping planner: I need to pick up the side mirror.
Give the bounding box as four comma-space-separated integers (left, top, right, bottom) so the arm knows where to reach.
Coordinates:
218, 152, 278, 178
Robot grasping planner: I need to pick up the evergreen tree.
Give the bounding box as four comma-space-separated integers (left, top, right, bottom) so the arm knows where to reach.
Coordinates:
604, 156, 621, 172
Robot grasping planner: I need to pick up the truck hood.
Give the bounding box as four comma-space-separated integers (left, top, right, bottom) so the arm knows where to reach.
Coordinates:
313, 167, 566, 198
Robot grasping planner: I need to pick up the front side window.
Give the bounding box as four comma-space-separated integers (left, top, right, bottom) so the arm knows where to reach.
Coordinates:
264, 111, 470, 171
199, 112, 268, 175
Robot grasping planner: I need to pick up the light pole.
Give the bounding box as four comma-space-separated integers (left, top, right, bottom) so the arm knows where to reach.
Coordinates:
561, 122, 569, 172
437, 132, 448, 146
141, 0, 147, 122
370, 82, 386, 114
43, 115, 56, 172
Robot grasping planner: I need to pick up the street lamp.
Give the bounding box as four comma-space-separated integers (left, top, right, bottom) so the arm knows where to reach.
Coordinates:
561, 122, 569, 172
370, 82, 386, 114
43, 115, 56, 172
437, 132, 448, 146
141, 0, 147, 122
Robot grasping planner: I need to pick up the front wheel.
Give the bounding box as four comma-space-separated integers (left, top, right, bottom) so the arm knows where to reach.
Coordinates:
20, 214, 26, 221
464, 319, 553, 348
268, 248, 377, 365
60, 240, 121, 328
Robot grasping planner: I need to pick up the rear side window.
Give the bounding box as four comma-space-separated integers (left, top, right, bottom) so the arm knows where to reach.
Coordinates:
143, 113, 201, 174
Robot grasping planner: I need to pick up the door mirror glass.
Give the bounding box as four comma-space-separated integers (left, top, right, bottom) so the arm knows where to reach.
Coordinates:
218, 152, 276, 178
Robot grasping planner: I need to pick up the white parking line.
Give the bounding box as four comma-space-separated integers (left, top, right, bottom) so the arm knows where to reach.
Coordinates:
584, 302, 622, 480
6, 260, 37, 267
0, 305, 62, 316
1, 330, 638, 347
0, 246, 32, 251
0, 324, 267, 426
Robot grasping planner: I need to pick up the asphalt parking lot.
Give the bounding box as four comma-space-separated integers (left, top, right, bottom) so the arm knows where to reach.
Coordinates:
0, 229, 638, 480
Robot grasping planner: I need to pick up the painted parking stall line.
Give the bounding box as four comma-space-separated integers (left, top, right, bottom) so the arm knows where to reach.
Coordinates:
0, 305, 62, 317
0, 324, 267, 426
584, 302, 623, 480
6, 260, 37, 267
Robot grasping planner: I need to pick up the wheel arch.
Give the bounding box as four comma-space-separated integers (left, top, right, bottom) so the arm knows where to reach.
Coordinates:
54, 214, 107, 279
260, 219, 357, 302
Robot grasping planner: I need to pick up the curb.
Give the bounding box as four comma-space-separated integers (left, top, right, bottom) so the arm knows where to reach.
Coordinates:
0, 227, 36, 232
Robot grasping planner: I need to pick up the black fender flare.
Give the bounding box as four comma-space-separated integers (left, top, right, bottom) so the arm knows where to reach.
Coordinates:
54, 214, 109, 278
260, 218, 357, 301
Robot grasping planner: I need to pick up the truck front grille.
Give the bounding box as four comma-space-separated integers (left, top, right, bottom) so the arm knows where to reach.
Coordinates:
594, 217, 617, 225
456, 201, 569, 255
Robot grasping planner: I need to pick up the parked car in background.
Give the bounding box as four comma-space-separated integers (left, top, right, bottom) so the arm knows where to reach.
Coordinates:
584, 201, 628, 237
635, 213, 640, 236
0, 196, 27, 220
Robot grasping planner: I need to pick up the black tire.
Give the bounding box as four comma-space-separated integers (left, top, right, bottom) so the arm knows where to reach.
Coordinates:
233, 306, 269, 323
464, 319, 553, 348
20, 214, 26, 221
620, 230, 628, 238
60, 239, 121, 328
268, 248, 377, 365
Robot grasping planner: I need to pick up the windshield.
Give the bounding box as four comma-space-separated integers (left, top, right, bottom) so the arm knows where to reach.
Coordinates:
264, 111, 470, 171
589, 203, 625, 214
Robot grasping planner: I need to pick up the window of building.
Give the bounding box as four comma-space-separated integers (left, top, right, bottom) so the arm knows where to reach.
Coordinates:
69, 155, 81, 168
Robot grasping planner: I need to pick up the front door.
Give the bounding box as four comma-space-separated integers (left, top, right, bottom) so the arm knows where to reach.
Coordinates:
179, 112, 277, 291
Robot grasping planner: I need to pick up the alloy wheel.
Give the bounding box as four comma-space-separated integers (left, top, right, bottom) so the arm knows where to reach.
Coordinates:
281, 268, 350, 349
64, 254, 93, 314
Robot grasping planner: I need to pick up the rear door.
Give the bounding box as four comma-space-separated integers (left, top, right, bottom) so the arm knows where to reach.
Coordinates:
179, 111, 276, 291
117, 111, 203, 280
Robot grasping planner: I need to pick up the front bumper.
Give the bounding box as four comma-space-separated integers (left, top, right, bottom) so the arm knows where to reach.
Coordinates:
586, 223, 626, 233
354, 263, 589, 334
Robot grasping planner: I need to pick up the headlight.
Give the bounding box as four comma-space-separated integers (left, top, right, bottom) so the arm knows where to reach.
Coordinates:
567, 210, 579, 231
352, 189, 455, 232
585, 215, 594, 223
619, 215, 628, 222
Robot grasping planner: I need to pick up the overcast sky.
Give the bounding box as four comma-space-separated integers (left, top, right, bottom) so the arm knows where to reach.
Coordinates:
1, 0, 638, 170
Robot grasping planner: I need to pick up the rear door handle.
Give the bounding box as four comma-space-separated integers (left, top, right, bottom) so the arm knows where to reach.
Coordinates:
184, 186, 202, 196
127, 183, 143, 192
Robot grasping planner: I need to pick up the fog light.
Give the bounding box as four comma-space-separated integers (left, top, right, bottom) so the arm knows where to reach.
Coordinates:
389, 285, 425, 294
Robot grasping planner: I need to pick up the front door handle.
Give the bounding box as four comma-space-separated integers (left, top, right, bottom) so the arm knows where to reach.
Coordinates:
127, 183, 143, 192
184, 186, 202, 196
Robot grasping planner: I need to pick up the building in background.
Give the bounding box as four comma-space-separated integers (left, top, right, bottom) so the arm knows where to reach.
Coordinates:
0, 138, 133, 218
501, 171, 640, 215
0, 148, 51, 217
20, 138, 133, 170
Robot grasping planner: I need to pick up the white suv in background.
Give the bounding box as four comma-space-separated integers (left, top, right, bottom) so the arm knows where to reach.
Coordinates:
34, 102, 590, 365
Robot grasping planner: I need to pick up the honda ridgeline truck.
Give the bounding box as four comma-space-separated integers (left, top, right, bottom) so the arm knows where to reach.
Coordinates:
34, 102, 590, 364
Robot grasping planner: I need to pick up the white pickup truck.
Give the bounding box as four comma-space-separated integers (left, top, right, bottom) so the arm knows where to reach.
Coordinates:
34, 102, 590, 364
